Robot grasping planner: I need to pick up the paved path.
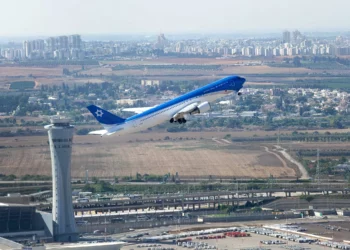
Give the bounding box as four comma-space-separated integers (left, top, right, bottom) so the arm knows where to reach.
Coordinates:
274, 145, 310, 180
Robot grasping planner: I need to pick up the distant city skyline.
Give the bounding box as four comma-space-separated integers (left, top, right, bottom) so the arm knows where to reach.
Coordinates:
0, 0, 349, 37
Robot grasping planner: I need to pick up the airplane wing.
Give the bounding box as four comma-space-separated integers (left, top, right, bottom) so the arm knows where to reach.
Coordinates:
172, 101, 210, 120
122, 107, 154, 114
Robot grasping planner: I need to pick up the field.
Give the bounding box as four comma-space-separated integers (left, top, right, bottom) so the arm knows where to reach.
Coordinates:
0, 57, 345, 90
79, 64, 317, 77
0, 132, 296, 179
0, 65, 83, 77
9, 81, 35, 89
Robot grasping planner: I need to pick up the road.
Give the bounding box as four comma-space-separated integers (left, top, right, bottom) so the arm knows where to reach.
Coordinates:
274, 145, 310, 180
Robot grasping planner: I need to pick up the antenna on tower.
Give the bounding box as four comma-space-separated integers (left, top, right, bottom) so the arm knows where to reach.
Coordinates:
85, 169, 89, 184
316, 148, 320, 186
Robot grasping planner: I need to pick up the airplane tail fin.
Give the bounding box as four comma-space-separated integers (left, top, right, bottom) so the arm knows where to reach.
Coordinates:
87, 105, 126, 128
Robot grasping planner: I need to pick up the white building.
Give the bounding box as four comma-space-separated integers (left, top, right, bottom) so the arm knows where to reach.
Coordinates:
141, 80, 160, 86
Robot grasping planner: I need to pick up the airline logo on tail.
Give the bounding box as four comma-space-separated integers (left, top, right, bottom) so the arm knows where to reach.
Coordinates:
87, 105, 125, 125
95, 109, 104, 117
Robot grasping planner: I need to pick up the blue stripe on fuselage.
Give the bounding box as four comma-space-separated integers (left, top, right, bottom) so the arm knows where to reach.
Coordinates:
125, 75, 245, 122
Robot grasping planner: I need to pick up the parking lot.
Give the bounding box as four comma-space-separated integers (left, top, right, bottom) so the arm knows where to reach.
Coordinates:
121, 228, 344, 250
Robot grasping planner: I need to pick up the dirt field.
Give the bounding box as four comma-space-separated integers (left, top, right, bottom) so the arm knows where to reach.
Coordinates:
0, 66, 81, 77
0, 133, 296, 178
34, 77, 105, 86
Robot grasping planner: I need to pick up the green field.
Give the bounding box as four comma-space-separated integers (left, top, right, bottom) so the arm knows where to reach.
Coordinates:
10, 81, 35, 90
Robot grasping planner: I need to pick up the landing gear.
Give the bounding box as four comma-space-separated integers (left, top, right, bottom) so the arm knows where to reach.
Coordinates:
178, 118, 186, 124
169, 118, 187, 124
238, 92, 242, 96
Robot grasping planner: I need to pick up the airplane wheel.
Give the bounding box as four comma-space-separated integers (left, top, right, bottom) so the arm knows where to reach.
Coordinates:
170, 118, 174, 123
178, 119, 183, 124
183, 119, 187, 124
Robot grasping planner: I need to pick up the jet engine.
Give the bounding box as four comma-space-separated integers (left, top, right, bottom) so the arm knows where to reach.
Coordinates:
190, 101, 211, 115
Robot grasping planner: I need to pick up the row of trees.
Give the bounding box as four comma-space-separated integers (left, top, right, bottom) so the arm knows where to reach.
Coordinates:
0, 174, 51, 181
112, 64, 221, 71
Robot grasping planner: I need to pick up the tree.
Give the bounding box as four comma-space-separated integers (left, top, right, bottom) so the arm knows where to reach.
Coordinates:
283, 58, 291, 64
114, 176, 119, 183
293, 56, 302, 67
339, 156, 347, 164
251, 207, 262, 212
136, 172, 142, 181
301, 195, 314, 203
91, 177, 99, 184
324, 107, 337, 116
62, 68, 70, 75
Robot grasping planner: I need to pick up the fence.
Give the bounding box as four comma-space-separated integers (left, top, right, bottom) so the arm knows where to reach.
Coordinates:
77, 218, 199, 234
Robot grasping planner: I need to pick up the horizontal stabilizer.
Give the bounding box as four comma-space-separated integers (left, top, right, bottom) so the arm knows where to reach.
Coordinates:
88, 129, 108, 135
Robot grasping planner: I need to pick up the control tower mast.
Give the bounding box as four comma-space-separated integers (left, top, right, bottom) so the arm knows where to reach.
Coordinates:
45, 117, 78, 242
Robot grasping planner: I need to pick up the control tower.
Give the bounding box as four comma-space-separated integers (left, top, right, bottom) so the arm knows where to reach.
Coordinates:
45, 117, 78, 242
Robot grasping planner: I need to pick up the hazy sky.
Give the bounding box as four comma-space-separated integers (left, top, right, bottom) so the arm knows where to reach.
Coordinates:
1, 0, 349, 36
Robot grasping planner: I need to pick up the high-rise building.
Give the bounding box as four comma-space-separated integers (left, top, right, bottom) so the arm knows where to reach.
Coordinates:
282, 30, 291, 43
287, 47, 297, 56
46, 37, 57, 52
23, 40, 32, 58
263, 48, 273, 57
335, 47, 350, 56
36, 39, 45, 50
57, 36, 68, 50
241, 47, 254, 56
279, 48, 287, 56
175, 42, 184, 53
292, 30, 302, 44
156, 33, 168, 49
44, 118, 78, 242
273, 48, 280, 56
68, 34, 82, 49
255, 46, 264, 56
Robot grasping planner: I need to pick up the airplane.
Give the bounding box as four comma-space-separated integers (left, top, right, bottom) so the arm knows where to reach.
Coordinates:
87, 75, 245, 136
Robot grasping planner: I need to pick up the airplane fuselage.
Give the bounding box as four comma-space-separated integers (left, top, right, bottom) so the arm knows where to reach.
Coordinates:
112, 90, 233, 136
87, 75, 246, 136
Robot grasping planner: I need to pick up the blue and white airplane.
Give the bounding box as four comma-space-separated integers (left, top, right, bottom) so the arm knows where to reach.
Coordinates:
87, 75, 245, 136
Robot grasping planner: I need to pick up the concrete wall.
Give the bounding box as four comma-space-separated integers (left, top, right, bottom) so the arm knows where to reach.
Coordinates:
46, 242, 124, 250
34, 211, 53, 238
0, 236, 23, 250
203, 213, 301, 223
